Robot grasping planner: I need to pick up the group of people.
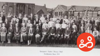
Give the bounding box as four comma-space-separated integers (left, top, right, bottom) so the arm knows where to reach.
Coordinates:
0, 12, 100, 45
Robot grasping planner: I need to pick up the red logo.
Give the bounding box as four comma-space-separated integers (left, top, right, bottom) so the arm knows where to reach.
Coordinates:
77, 33, 95, 52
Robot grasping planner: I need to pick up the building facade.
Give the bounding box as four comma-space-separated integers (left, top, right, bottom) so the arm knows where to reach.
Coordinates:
67, 6, 100, 19
2, 2, 35, 17
53, 5, 69, 18
34, 5, 48, 18
53, 5, 100, 19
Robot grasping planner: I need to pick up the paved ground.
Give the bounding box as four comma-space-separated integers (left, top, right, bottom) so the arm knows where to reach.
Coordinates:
0, 43, 100, 49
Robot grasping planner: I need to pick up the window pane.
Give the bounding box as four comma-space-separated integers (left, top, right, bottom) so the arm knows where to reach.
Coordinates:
93, 11, 97, 17
61, 12, 62, 16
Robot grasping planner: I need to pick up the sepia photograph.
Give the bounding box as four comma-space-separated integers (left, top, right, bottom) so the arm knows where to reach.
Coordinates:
0, 1, 99, 48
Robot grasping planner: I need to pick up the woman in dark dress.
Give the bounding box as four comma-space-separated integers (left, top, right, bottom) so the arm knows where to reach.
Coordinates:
64, 27, 71, 44
7, 12, 13, 30
18, 13, 22, 30
47, 24, 56, 44
1, 14, 5, 23
0, 24, 2, 42
35, 14, 39, 24
90, 17, 95, 31
28, 13, 34, 24
40, 21, 48, 43
35, 24, 41, 44
71, 22, 77, 44
61, 21, 67, 43
55, 20, 61, 44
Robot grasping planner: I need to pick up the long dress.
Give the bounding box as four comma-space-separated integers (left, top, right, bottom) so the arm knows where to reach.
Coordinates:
64, 28, 71, 44
56, 27, 62, 43
0, 27, 1, 41
20, 27, 27, 42
29, 15, 34, 24
14, 27, 20, 41
7, 13, 12, 29
71, 24, 77, 44
2, 15, 5, 23
62, 23, 67, 38
19, 18, 22, 29
41, 23, 48, 42
47, 27, 56, 42
28, 27, 33, 40
7, 27, 13, 41
11, 17, 17, 28
55, 23, 61, 39
42, 23, 48, 35
1, 27, 7, 42
35, 24, 41, 43
90, 20, 95, 31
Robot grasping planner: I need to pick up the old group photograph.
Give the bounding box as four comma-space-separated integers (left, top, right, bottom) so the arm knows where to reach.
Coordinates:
0, 1, 99, 48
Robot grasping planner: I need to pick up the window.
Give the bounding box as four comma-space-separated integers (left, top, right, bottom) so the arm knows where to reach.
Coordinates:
93, 11, 97, 17
61, 12, 62, 16
97, 11, 100, 16
8, 6, 13, 14
69, 11, 73, 16
9, 6, 13, 12
88, 11, 92, 17
59, 12, 62, 16
55, 12, 58, 16
2, 5, 5, 10
55, 12, 56, 16
74, 12, 78, 16
59, 12, 60, 16
80, 12, 83, 17
28, 8, 31, 15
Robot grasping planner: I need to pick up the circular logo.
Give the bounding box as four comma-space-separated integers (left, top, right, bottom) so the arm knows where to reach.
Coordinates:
77, 33, 95, 52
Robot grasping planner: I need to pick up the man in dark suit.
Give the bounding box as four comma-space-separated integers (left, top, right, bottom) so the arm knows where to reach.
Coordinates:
47, 24, 56, 44
35, 23, 42, 44
28, 13, 35, 24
